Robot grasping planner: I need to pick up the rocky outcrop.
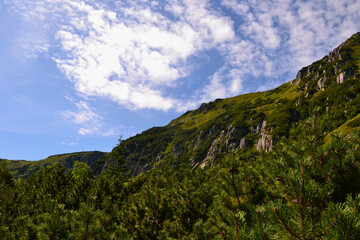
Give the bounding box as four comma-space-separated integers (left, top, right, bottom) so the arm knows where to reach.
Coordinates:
293, 66, 311, 85
316, 76, 326, 90
292, 35, 358, 89
197, 102, 216, 114
255, 121, 272, 152
337, 69, 356, 84
337, 72, 346, 84
198, 125, 250, 168
225, 125, 249, 149
200, 130, 226, 168
239, 137, 248, 149
172, 142, 185, 158
196, 121, 273, 168
328, 42, 344, 62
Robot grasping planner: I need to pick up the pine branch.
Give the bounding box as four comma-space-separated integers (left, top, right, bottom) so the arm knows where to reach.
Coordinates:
309, 212, 339, 240
256, 210, 267, 240
345, 199, 358, 240
230, 168, 242, 210
235, 214, 239, 240
273, 207, 301, 239
289, 177, 300, 203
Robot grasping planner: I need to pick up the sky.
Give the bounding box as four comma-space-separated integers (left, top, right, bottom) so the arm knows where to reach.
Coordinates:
0, 0, 359, 160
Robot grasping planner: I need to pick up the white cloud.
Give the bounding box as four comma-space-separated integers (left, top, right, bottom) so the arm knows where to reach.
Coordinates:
199, 66, 244, 103
220, 0, 360, 93
60, 98, 116, 136
50, 0, 235, 111
222, 0, 249, 14
32, 0, 235, 110
61, 100, 98, 124
5, 0, 360, 114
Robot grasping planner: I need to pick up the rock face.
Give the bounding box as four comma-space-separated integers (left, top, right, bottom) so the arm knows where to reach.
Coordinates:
317, 76, 326, 90
255, 121, 272, 152
337, 70, 356, 84
198, 125, 250, 168
337, 72, 347, 84
196, 120, 272, 168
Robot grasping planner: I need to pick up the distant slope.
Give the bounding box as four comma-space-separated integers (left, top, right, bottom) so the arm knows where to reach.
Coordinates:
104, 32, 360, 176
5, 151, 107, 179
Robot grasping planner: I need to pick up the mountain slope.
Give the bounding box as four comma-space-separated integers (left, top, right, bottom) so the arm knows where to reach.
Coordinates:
6, 33, 360, 178
106, 32, 360, 176
6, 151, 106, 179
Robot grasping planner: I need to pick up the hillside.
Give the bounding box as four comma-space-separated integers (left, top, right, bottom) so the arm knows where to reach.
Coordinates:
6, 151, 106, 179
105, 32, 360, 176
2, 33, 360, 239
6, 33, 360, 178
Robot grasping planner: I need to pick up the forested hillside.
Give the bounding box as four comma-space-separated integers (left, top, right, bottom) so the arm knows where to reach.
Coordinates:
1, 119, 360, 239
1, 32, 360, 239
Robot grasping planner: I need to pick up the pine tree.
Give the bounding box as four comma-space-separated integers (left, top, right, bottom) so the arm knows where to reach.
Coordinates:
268, 114, 339, 239
205, 150, 263, 239
0, 160, 15, 239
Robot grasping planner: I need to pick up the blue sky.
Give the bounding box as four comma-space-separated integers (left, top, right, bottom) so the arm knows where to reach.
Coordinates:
0, 0, 359, 160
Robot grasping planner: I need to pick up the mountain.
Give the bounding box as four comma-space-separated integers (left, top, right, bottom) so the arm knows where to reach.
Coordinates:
5, 151, 106, 179
103, 32, 360, 176
2, 33, 360, 239
5, 32, 360, 178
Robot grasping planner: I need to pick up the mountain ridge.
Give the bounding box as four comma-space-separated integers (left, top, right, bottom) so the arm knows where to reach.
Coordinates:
107, 32, 360, 176
5, 151, 106, 179
6, 32, 360, 178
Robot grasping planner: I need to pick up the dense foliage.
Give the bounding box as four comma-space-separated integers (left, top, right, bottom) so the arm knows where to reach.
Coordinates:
2, 117, 360, 239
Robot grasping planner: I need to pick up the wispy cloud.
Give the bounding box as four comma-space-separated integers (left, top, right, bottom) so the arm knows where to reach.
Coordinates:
60, 97, 116, 136
61, 140, 78, 146
222, 0, 360, 75
212, 0, 360, 96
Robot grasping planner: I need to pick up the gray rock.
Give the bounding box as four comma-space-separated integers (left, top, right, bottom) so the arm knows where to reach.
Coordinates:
239, 137, 248, 149
317, 76, 326, 90
337, 68, 356, 84
337, 72, 347, 84
255, 121, 272, 152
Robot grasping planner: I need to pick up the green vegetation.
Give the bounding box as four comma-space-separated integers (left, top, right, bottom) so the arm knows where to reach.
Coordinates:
2, 117, 360, 239
2, 32, 360, 238
6, 151, 106, 179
